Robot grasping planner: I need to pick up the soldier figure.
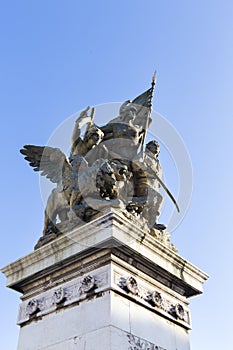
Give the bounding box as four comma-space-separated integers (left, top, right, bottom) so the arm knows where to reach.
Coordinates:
131, 140, 165, 230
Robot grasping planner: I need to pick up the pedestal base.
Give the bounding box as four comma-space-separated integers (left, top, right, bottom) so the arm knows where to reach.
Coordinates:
17, 293, 190, 350
1, 209, 208, 350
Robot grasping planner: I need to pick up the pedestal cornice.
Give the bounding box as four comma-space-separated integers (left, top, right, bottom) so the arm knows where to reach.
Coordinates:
2, 209, 208, 298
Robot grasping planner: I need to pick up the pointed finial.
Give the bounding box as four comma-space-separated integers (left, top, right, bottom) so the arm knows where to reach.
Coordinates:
152, 71, 157, 86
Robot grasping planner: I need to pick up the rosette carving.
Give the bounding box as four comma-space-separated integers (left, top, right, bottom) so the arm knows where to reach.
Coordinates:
147, 290, 163, 307
52, 287, 66, 304
26, 299, 39, 316
126, 276, 138, 295
80, 275, 95, 293
174, 303, 185, 320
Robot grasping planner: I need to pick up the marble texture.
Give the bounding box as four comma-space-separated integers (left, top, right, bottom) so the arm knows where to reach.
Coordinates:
1, 209, 208, 350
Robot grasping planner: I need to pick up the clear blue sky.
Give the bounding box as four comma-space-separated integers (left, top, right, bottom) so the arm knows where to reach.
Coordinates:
1, 1, 233, 349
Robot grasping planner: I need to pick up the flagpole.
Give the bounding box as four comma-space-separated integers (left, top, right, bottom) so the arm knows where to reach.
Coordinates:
140, 71, 157, 154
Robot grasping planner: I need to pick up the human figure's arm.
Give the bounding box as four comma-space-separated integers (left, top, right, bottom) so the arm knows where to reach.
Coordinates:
72, 106, 91, 146
71, 107, 96, 155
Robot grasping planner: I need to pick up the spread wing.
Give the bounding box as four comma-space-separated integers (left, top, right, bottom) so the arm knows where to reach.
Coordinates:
20, 145, 72, 186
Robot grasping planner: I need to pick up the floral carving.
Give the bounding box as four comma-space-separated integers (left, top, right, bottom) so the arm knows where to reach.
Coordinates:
18, 271, 110, 325
52, 287, 66, 304
26, 299, 39, 316
118, 276, 138, 295
80, 275, 95, 293
117, 274, 190, 327
147, 290, 163, 307
127, 333, 167, 350
126, 276, 138, 295
174, 303, 185, 320
118, 277, 127, 289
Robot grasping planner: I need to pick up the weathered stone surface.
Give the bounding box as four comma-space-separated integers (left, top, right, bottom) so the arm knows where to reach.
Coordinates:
20, 78, 180, 248
2, 210, 207, 297
2, 210, 208, 350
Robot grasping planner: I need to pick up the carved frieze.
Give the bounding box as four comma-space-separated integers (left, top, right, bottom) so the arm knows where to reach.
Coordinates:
17, 270, 108, 325
117, 274, 190, 327
127, 333, 167, 350
18, 266, 190, 329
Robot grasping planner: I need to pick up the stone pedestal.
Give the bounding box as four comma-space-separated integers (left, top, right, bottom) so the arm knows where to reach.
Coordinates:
2, 210, 208, 350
